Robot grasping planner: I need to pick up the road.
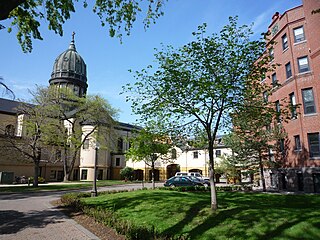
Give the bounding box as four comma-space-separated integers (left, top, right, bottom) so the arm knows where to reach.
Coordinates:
0, 182, 163, 240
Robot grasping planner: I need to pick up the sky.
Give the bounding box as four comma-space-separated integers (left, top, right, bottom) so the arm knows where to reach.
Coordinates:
0, 0, 302, 124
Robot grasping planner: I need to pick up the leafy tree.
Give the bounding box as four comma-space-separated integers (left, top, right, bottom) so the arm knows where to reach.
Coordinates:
2, 89, 55, 187
0, 0, 166, 52
224, 72, 290, 191
120, 166, 134, 181
38, 87, 118, 182
123, 17, 270, 210
126, 123, 172, 189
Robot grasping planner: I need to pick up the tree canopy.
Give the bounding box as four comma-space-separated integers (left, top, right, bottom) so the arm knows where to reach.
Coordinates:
0, 0, 166, 52
123, 17, 270, 210
126, 123, 172, 188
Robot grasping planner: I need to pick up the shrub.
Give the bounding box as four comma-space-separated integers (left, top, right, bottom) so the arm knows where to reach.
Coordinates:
120, 167, 134, 181
28, 176, 46, 183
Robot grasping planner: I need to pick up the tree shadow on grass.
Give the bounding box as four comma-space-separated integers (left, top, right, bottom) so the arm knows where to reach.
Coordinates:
0, 209, 65, 234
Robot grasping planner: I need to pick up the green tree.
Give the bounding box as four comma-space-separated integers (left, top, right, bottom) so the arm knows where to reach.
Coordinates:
0, 0, 166, 52
126, 123, 172, 189
123, 17, 270, 210
38, 87, 118, 182
3, 89, 55, 187
120, 166, 134, 181
224, 73, 290, 191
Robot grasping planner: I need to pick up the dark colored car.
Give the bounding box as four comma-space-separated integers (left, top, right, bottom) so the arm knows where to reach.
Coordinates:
187, 176, 210, 187
164, 176, 204, 187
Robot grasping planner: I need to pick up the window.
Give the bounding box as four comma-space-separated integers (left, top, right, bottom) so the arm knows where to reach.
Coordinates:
171, 149, 177, 159
308, 133, 320, 158
117, 138, 123, 152
302, 88, 316, 114
5, 124, 15, 136
83, 139, 89, 149
293, 26, 305, 43
55, 150, 61, 161
193, 151, 198, 159
272, 73, 277, 87
279, 139, 285, 154
50, 170, 57, 180
285, 62, 292, 79
298, 56, 310, 73
294, 135, 301, 151
263, 91, 268, 102
81, 169, 88, 180
282, 34, 288, 50
269, 48, 274, 61
275, 100, 281, 123
115, 157, 121, 166
216, 150, 221, 157
268, 148, 275, 161
289, 92, 297, 118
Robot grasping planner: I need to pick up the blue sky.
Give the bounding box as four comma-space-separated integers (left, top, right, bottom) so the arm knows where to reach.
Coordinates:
0, 0, 301, 124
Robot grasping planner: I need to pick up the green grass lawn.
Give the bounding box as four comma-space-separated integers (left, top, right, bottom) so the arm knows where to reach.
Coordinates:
81, 189, 320, 240
0, 180, 126, 193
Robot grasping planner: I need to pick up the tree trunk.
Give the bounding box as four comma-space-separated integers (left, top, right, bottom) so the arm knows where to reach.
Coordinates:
33, 150, 41, 187
151, 160, 155, 190
259, 151, 266, 192
67, 149, 79, 181
63, 147, 68, 182
208, 138, 217, 210
209, 166, 217, 210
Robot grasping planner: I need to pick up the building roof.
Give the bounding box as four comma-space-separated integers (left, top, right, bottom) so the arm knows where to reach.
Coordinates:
0, 98, 23, 115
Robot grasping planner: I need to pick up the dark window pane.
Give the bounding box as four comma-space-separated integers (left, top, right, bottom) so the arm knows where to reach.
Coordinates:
302, 88, 316, 114
308, 133, 320, 157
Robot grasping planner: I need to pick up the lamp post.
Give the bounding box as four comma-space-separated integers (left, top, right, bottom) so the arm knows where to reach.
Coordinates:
91, 142, 99, 197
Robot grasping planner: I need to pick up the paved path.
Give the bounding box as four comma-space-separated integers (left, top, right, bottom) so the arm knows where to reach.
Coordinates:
0, 183, 163, 240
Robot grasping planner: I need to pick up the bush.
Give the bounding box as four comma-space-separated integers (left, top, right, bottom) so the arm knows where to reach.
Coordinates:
28, 176, 46, 183
120, 167, 134, 181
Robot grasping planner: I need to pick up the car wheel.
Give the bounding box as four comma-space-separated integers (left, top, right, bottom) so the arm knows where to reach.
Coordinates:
203, 183, 209, 188
170, 184, 176, 188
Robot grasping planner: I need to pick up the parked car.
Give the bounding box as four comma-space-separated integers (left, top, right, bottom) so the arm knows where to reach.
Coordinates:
187, 176, 210, 187
164, 176, 204, 187
175, 172, 209, 181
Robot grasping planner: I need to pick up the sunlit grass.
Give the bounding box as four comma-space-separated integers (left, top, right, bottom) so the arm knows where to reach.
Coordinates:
82, 190, 320, 239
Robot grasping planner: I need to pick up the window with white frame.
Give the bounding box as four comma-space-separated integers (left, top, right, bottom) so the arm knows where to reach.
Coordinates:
282, 34, 288, 50
293, 26, 305, 43
302, 88, 316, 114
298, 56, 310, 73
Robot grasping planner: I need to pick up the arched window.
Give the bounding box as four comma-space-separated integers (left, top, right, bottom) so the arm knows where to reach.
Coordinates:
5, 124, 15, 136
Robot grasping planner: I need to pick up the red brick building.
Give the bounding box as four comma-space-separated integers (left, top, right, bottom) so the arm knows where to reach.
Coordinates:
264, 0, 320, 192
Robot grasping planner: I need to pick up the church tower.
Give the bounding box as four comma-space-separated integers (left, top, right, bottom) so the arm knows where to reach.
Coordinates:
49, 33, 88, 97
